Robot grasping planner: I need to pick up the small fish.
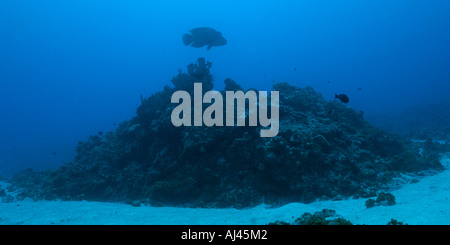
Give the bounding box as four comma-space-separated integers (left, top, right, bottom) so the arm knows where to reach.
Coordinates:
294, 67, 296, 71
358, 88, 362, 91
182, 27, 227, 50
98, 131, 103, 136
335, 94, 349, 103
52, 152, 56, 155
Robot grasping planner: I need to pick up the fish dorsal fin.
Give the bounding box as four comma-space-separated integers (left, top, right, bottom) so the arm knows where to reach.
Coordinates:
190, 27, 211, 35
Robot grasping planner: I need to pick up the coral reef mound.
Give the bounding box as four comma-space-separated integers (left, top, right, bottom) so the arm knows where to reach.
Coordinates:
11, 58, 443, 208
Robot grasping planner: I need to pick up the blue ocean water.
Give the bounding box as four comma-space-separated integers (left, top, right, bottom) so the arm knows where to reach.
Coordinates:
0, 0, 449, 177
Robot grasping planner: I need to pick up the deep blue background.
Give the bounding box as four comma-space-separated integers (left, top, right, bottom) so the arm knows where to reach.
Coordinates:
1, 0, 449, 176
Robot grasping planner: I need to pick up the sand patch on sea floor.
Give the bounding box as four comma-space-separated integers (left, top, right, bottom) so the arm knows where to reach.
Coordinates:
1, 154, 449, 225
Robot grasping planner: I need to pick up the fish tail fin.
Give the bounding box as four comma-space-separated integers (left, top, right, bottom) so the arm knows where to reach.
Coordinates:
182, 33, 193, 46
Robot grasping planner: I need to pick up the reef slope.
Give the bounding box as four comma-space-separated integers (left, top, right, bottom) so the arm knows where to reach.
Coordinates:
11, 58, 443, 208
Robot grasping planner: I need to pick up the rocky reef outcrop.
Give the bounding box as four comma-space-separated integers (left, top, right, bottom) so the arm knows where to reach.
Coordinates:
11, 58, 443, 208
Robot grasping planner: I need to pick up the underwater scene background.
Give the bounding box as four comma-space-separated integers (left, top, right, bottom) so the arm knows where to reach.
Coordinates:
1, 0, 450, 225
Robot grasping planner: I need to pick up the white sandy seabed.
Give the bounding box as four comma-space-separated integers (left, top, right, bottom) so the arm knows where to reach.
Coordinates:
0, 153, 449, 225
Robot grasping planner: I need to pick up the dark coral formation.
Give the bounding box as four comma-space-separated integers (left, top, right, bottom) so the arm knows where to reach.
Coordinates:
268, 209, 407, 225
387, 219, 407, 225
365, 192, 396, 208
293, 209, 352, 225
10, 58, 443, 208
268, 209, 352, 225
171, 57, 213, 92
